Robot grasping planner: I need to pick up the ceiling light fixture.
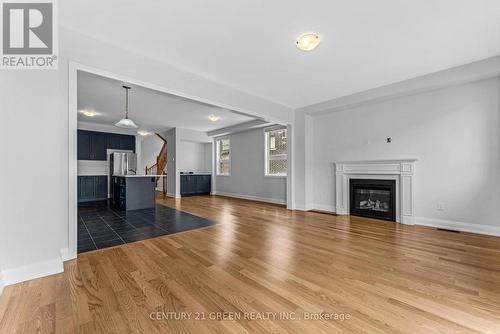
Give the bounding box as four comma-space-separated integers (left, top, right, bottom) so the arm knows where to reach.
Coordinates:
138, 130, 151, 136
296, 33, 321, 51
208, 114, 220, 122
115, 85, 138, 129
80, 109, 97, 117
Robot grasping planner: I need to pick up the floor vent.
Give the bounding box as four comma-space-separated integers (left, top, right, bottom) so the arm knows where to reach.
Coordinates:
437, 228, 461, 233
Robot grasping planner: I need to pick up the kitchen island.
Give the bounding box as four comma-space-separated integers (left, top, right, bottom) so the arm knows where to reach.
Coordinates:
112, 175, 165, 211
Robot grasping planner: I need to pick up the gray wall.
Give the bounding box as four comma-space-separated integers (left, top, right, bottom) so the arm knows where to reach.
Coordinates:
312, 77, 500, 228
214, 128, 286, 204
161, 128, 177, 197
178, 141, 212, 173
140, 134, 164, 173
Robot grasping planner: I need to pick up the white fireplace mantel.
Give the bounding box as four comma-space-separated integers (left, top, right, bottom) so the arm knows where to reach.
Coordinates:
334, 159, 417, 224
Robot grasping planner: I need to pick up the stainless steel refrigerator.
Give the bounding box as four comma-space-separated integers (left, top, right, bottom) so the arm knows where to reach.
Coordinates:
110, 152, 137, 177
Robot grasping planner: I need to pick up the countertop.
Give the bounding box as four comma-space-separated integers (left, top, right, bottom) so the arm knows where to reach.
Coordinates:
113, 175, 166, 178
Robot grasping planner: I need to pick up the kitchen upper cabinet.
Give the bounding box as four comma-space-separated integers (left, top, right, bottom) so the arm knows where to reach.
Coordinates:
106, 133, 122, 150
91, 132, 107, 160
78, 130, 104, 160
77, 130, 91, 160
120, 135, 136, 151
77, 130, 136, 161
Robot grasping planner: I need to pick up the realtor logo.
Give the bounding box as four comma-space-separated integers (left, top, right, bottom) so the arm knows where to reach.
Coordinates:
1, 0, 57, 69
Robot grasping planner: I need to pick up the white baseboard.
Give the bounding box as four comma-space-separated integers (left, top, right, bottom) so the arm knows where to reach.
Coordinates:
60, 248, 77, 262
213, 191, 286, 205
0, 272, 4, 296
415, 216, 500, 237
166, 192, 180, 199
312, 204, 336, 213
1, 257, 64, 286
292, 204, 309, 211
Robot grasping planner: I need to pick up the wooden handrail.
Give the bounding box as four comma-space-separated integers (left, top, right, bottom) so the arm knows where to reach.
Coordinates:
149, 138, 168, 188
145, 163, 157, 175
155, 133, 168, 143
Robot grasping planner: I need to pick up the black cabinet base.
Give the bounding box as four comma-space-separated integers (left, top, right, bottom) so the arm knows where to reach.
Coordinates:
180, 174, 211, 197
78, 176, 108, 202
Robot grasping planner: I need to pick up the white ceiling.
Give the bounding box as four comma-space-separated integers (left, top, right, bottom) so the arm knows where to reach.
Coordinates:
77, 71, 255, 132
63, 1, 500, 108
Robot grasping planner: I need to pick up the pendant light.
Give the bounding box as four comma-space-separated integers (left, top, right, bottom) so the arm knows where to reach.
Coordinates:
115, 85, 138, 129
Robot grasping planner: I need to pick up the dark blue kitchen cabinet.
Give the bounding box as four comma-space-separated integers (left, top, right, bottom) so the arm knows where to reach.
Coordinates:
92, 132, 107, 160
106, 133, 122, 150
77, 131, 91, 160
77, 130, 135, 161
120, 135, 136, 151
180, 174, 211, 196
78, 176, 108, 202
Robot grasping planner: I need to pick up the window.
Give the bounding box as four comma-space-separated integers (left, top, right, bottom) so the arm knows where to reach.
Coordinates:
216, 137, 231, 175
265, 128, 287, 176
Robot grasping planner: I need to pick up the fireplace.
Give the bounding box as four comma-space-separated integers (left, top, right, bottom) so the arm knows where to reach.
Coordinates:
349, 179, 396, 221
335, 160, 416, 224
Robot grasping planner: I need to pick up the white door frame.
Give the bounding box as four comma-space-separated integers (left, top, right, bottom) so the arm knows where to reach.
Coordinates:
67, 61, 293, 258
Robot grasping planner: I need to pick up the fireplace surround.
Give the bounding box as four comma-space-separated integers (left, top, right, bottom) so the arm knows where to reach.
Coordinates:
335, 160, 416, 224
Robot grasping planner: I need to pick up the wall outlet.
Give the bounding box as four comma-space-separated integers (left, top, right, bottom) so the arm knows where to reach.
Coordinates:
436, 202, 445, 211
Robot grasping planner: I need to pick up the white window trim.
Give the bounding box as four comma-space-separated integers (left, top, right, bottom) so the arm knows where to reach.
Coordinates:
216, 136, 231, 176
264, 128, 287, 177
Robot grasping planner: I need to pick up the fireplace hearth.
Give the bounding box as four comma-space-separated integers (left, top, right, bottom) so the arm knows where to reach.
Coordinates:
349, 179, 396, 221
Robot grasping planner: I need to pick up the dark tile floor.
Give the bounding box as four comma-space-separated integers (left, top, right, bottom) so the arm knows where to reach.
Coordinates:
78, 201, 217, 253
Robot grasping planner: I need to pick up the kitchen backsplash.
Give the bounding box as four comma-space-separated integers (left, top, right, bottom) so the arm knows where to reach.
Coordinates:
77, 160, 108, 176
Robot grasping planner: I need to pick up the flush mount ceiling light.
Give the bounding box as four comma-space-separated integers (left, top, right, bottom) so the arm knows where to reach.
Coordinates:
296, 33, 321, 51
138, 130, 152, 136
115, 85, 138, 129
80, 109, 97, 117
208, 114, 221, 122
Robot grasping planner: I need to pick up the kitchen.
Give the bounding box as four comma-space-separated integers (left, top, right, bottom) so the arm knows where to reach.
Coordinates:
75, 70, 244, 253
77, 129, 163, 211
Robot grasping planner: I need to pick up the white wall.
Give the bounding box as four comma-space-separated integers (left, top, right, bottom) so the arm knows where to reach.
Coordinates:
0, 71, 65, 284
158, 128, 213, 196
178, 141, 212, 173
177, 128, 211, 143
140, 134, 164, 173
204, 143, 212, 173
160, 128, 178, 197
176, 128, 212, 174
312, 77, 500, 231
214, 128, 287, 204
0, 270, 4, 295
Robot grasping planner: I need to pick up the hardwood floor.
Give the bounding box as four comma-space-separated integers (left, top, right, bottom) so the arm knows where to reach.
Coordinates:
1, 195, 500, 333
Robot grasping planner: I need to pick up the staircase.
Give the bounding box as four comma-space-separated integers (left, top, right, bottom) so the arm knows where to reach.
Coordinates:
145, 134, 167, 193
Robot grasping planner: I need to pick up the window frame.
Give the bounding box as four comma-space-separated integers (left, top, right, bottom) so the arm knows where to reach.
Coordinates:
264, 127, 287, 178
216, 136, 231, 176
